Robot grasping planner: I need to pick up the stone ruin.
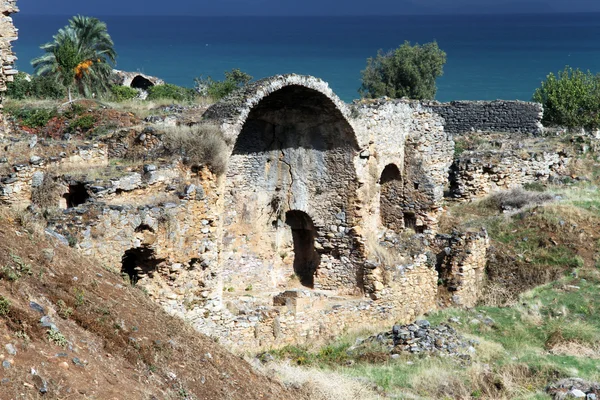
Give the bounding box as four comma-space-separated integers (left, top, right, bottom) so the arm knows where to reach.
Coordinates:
3, 70, 578, 349
0, 0, 18, 130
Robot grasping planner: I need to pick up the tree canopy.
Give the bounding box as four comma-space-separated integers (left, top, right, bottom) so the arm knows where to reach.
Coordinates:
31, 15, 117, 101
359, 41, 447, 100
533, 66, 600, 130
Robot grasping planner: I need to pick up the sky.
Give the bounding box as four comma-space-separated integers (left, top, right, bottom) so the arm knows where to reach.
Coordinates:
18, 0, 600, 16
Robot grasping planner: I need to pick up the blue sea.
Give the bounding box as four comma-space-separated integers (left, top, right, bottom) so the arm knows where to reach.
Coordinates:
11, 14, 600, 103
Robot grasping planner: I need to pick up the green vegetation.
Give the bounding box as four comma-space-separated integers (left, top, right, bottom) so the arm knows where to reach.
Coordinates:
0, 253, 33, 282
195, 68, 253, 100
6, 106, 58, 128
533, 66, 600, 130
359, 41, 447, 100
69, 114, 96, 132
269, 272, 600, 399
32, 15, 117, 101
6, 71, 65, 100
0, 296, 10, 316
46, 329, 68, 347
147, 83, 197, 102
110, 85, 138, 101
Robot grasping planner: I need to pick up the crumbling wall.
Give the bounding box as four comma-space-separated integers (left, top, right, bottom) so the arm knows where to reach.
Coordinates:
0, 145, 108, 206
435, 230, 490, 308
0, 0, 19, 133
349, 99, 454, 234
427, 100, 544, 135
450, 149, 570, 201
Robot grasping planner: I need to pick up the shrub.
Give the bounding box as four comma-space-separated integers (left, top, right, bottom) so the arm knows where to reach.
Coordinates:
359, 41, 447, 100
147, 83, 196, 102
47, 329, 68, 347
6, 71, 31, 99
7, 72, 66, 100
69, 114, 96, 132
533, 66, 600, 130
195, 68, 253, 100
0, 296, 10, 316
162, 124, 228, 175
9, 108, 58, 128
111, 85, 138, 101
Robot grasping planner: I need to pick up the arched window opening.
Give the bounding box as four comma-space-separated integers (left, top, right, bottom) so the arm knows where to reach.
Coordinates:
285, 210, 321, 288
379, 164, 403, 231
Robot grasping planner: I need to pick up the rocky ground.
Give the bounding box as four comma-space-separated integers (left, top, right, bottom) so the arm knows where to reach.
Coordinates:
0, 211, 307, 399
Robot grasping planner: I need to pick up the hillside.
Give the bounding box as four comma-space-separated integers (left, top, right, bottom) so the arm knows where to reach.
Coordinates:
0, 210, 304, 399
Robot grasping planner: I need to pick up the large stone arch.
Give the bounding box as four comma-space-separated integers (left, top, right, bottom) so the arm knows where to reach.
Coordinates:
206, 75, 363, 293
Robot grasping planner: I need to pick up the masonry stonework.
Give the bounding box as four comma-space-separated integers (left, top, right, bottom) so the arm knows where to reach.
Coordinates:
7, 74, 567, 349
427, 100, 544, 135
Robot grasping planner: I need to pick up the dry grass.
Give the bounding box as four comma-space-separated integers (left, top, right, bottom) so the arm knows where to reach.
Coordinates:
0, 210, 302, 399
483, 188, 556, 212
364, 232, 408, 267
162, 123, 229, 175
409, 362, 552, 400
258, 361, 381, 400
31, 172, 63, 209
103, 97, 214, 119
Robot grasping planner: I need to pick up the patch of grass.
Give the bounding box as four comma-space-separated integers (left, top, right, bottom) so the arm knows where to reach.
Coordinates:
268, 274, 600, 399
0, 296, 10, 316
162, 124, 228, 175
47, 329, 68, 347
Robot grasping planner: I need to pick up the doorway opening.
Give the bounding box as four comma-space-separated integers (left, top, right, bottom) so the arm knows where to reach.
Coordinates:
285, 210, 321, 288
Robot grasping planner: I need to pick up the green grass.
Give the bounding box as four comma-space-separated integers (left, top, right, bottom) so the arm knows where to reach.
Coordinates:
268, 274, 600, 399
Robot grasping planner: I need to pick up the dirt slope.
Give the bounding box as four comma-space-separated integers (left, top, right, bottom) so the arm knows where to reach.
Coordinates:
0, 215, 302, 399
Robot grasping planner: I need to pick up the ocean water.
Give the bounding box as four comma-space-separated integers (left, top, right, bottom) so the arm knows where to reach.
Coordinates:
11, 14, 600, 103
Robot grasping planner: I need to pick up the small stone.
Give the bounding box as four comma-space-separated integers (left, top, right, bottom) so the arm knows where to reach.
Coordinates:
2, 360, 11, 369
5, 344, 16, 355
569, 389, 586, 398
59, 361, 69, 370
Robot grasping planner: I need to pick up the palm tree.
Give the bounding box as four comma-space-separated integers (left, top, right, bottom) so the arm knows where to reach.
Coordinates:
32, 16, 117, 102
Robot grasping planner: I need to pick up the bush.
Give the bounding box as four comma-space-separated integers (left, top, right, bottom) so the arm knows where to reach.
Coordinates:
162, 124, 228, 175
69, 114, 96, 132
147, 83, 196, 102
8, 107, 58, 128
195, 68, 253, 100
533, 66, 600, 130
359, 41, 447, 100
6, 72, 65, 100
111, 85, 138, 101
0, 296, 10, 316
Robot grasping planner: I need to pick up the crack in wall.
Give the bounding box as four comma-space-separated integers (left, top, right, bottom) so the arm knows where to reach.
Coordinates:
279, 145, 295, 210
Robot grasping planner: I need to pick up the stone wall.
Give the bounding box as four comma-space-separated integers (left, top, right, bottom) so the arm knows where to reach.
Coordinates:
0, 0, 18, 94
427, 100, 544, 135
435, 230, 490, 308
450, 149, 570, 201
0, 0, 18, 134
0, 144, 108, 206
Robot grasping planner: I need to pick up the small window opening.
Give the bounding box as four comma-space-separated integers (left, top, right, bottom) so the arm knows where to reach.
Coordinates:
135, 224, 155, 233
121, 246, 164, 285
285, 210, 321, 288
63, 183, 90, 208
414, 182, 419, 190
